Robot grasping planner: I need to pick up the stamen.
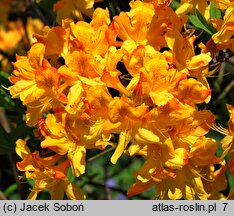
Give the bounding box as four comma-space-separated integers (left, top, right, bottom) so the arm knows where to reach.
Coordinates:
211, 123, 229, 136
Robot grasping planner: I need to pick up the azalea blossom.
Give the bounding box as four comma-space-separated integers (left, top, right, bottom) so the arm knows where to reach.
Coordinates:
16, 139, 85, 199
8, 43, 67, 126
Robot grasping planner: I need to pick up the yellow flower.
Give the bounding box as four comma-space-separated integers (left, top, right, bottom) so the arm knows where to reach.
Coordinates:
176, 0, 210, 19
204, 165, 228, 200
70, 8, 110, 56
26, 17, 44, 45
35, 8, 109, 59
0, 21, 22, 53
212, 0, 234, 10
178, 78, 211, 104
8, 43, 67, 126
213, 104, 234, 160
108, 96, 149, 164
16, 139, 85, 200
113, 1, 185, 50
101, 47, 129, 95
212, 6, 234, 51
41, 109, 111, 177
214, 105, 234, 177
113, 1, 155, 44
33, 18, 78, 62
126, 95, 217, 199
165, 30, 213, 90
52, 9, 128, 96
128, 136, 220, 199
0, 20, 24, 72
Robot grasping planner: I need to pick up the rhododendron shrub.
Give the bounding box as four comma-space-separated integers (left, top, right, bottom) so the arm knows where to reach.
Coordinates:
0, 0, 233, 200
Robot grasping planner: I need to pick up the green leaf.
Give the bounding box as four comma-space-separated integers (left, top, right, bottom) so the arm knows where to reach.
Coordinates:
189, 9, 217, 35
0, 71, 15, 108
210, 2, 222, 19
107, 1, 118, 19
227, 170, 234, 191
0, 87, 15, 108
3, 183, 18, 197
67, 167, 76, 183
26, 178, 35, 187
0, 71, 10, 85
170, 0, 180, 10
0, 124, 15, 154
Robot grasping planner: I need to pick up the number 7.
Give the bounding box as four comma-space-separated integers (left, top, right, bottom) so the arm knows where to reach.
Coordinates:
222, 203, 228, 211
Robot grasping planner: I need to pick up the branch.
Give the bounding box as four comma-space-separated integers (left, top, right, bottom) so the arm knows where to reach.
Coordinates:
215, 80, 234, 104
87, 147, 115, 162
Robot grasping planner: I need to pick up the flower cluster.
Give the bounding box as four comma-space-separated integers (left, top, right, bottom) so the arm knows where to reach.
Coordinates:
8, 0, 234, 199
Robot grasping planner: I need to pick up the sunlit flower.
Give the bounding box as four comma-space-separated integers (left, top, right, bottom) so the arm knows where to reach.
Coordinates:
8, 43, 67, 126
40, 108, 111, 177
108, 96, 149, 164
16, 139, 85, 200
212, 6, 234, 51
176, 0, 210, 19
113, 0, 185, 50
128, 136, 220, 199
123, 45, 187, 106
212, 105, 234, 179
212, 104, 234, 160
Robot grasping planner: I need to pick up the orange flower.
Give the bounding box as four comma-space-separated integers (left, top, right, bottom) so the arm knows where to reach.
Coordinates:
128, 136, 220, 199
176, 0, 210, 19
55, 9, 127, 94
113, 1, 155, 44
9, 43, 67, 126
178, 78, 211, 104
108, 96, 149, 164
212, 0, 234, 10
213, 104, 234, 160
126, 96, 217, 199
0, 21, 22, 53
217, 105, 234, 175
41, 109, 111, 177
113, 0, 185, 50
212, 6, 234, 51
124, 45, 187, 106
16, 139, 85, 200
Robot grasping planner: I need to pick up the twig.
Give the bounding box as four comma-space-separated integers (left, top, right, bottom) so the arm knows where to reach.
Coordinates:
0, 190, 7, 200
31, 3, 50, 26
87, 147, 115, 162
215, 80, 234, 104
0, 108, 11, 133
